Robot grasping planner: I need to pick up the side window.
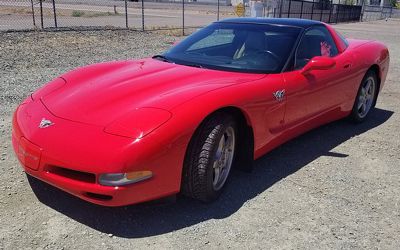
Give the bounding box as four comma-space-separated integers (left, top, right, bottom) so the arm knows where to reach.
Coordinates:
295, 26, 339, 70
187, 29, 234, 51
336, 30, 349, 48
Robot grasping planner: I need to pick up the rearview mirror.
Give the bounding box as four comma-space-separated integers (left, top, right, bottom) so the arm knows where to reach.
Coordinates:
301, 56, 336, 75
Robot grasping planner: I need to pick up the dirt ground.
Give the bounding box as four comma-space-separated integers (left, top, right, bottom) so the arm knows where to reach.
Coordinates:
0, 19, 399, 249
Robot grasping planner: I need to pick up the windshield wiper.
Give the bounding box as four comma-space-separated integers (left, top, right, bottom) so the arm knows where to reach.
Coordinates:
152, 55, 173, 63
183, 63, 206, 69
153, 55, 205, 69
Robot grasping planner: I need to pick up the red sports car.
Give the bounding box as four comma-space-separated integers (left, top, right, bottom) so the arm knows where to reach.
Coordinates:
12, 18, 389, 206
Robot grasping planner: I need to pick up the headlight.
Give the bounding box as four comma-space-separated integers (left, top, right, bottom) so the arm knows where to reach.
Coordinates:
99, 171, 153, 186
104, 107, 172, 139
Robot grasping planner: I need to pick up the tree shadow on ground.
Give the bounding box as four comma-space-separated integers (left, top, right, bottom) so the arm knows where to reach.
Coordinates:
27, 108, 393, 238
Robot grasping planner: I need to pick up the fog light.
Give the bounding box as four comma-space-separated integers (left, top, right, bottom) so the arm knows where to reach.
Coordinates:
99, 171, 152, 186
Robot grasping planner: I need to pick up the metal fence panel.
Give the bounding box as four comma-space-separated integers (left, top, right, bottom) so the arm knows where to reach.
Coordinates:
277, 0, 362, 23
363, 5, 395, 21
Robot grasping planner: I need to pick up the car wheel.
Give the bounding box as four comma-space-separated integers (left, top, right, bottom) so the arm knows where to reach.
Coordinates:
182, 113, 236, 202
350, 70, 378, 122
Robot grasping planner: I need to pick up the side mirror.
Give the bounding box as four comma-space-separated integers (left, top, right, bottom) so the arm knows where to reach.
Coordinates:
301, 56, 336, 75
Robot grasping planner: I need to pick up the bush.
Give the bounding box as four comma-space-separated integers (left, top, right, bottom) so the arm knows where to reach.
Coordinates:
72, 10, 85, 17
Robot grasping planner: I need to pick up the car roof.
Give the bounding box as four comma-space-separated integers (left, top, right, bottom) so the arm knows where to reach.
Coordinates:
217, 18, 323, 29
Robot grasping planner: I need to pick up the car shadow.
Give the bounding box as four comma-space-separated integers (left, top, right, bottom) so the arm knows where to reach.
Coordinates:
27, 108, 393, 238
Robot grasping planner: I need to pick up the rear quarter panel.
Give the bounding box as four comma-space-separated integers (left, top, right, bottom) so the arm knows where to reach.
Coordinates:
347, 39, 390, 93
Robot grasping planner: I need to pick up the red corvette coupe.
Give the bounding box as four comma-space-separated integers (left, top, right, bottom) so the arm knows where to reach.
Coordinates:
12, 18, 389, 206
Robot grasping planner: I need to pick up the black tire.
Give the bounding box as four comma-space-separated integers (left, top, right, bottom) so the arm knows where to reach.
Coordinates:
350, 70, 378, 123
181, 113, 237, 202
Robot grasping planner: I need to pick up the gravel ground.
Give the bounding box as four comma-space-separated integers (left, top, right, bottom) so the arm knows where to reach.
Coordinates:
0, 19, 399, 249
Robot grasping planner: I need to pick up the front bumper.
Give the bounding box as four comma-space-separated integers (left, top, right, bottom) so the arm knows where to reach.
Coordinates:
12, 98, 182, 206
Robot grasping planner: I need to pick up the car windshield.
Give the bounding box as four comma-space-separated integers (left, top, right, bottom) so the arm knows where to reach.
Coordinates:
159, 22, 302, 74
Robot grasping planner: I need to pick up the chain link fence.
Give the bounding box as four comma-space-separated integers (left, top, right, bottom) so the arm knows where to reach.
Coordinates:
0, 0, 398, 33
0, 0, 235, 33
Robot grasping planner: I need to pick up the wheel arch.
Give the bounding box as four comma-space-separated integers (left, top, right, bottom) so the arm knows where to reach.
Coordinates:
213, 107, 255, 171
368, 64, 381, 93
367, 64, 381, 107
186, 106, 255, 174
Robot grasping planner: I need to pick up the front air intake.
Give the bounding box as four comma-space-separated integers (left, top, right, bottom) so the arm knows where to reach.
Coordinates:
46, 165, 96, 183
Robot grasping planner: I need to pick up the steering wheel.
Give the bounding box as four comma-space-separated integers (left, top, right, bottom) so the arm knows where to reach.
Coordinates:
236, 49, 281, 69
258, 50, 281, 64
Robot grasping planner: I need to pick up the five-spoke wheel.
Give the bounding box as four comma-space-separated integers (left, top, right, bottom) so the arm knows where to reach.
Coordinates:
182, 113, 236, 202
212, 126, 235, 191
351, 70, 378, 122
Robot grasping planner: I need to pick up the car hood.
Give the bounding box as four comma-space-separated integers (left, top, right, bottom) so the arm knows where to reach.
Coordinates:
41, 58, 265, 126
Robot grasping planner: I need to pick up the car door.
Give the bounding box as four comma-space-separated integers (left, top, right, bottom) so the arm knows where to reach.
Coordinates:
281, 25, 354, 130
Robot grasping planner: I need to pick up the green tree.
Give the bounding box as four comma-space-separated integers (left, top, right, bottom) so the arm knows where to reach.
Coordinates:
389, 0, 398, 7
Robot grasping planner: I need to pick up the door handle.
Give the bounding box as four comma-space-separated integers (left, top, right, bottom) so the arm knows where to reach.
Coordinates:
343, 63, 352, 69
